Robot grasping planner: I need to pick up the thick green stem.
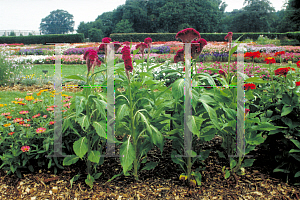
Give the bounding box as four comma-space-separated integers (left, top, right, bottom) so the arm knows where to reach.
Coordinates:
187, 156, 192, 181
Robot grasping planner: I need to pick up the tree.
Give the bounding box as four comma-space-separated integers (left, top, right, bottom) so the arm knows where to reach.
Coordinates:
96, 12, 114, 37
77, 22, 93, 38
88, 28, 104, 42
113, 19, 134, 33
280, 0, 300, 31
39, 9, 75, 34
9, 31, 16, 36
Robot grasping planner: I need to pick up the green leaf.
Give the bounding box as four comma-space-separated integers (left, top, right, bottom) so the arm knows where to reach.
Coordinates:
229, 45, 238, 57
141, 161, 158, 171
93, 172, 102, 180
76, 115, 90, 131
230, 158, 237, 170
194, 171, 202, 186
70, 174, 80, 188
251, 122, 278, 131
75, 96, 86, 117
85, 174, 95, 189
73, 137, 88, 159
242, 159, 255, 168
149, 124, 164, 153
63, 155, 79, 166
233, 34, 245, 43
202, 103, 220, 130
294, 171, 300, 178
92, 98, 107, 118
88, 150, 101, 163
120, 136, 135, 174
116, 104, 129, 123
93, 121, 107, 138
107, 173, 123, 182
64, 75, 86, 82
290, 139, 300, 149
225, 169, 230, 179
172, 79, 184, 100
135, 59, 143, 65
133, 48, 139, 55
244, 77, 267, 84
281, 105, 293, 116
217, 151, 226, 159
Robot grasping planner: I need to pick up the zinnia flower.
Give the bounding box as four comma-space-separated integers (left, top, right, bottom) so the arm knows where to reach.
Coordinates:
5, 116, 12, 119
36, 127, 46, 133
25, 96, 34, 101
21, 146, 30, 152
296, 60, 300, 68
49, 121, 56, 125
19, 121, 25, 125
32, 113, 41, 119
3, 123, 11, 127
175, 28, 201, 43
244, 83, 256, 90
275, 67, 290, 77
1, 112, 10, 116
43, 115, 47, 118
47, 107, 54, 111
19, 110, 29, 114
265, 57, 276, 64
8, 132, 14, 135
296, 81, 300, 86
13, 118, 23, 123
23, 124, 30, 127
245, 51, 261, 59
275, 51, 285, 56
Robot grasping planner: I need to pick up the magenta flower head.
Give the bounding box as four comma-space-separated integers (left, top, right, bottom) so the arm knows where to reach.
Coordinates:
102, 37, 112, 43
121, 46, 133, 73
144, 37, 152, 48
123, 41, 130, 46
113, 41, 122, 52
174, 48, 185, 63
136, 42, 148, 54
175, 28, 201, 43
84, 49, 101, 72
99, 44, 105, 52
224, 32, 233, 40
191, 38, 207, 59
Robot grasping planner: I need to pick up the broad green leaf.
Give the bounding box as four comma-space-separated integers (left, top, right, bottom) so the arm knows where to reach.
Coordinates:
202, 103, 220, 130
225, 169, 230, 179
76, 115, 90, 131
242, 159, 255, 168
172, 78, 184, 101
93, 121, 107, 138
294, 171, 300, 178
229, 45, 238, 57
73, 137, 88, 159
290, 139, 300, 149
194, 171, 202, 186
273, 168, 290, 173
120, 136, 135, 174
88, 150, 101, 163
141, 161, 158, 171
85, 174, 95, 189
149, 124, 164, 153
64, 75, 86, 82
63, 155, 79, 166
230, 158, 237, 170
244, 77, 267, 84
171, 150, 186, 172
251, 122, 278, 131
198, 95, 216, 105
281, 105, 293, 116
75, 96, 86, 117
135, 59, 143, 65
137, 110, 152, 135
92, 98, 107, 118
289, 149, 300, 153
93, 172, 102, 180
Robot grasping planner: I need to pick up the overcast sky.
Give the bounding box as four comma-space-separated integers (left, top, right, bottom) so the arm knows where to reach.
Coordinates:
0, 0, 288, 31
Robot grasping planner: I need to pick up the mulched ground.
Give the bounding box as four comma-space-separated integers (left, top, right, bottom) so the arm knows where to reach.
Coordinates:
0, 135, 299, 200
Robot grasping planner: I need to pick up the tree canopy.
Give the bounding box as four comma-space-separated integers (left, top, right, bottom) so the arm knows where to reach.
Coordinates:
39, 9, 75, 34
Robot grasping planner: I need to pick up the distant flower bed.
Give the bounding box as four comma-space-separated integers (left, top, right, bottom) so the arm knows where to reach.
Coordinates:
14, 48, 54, 56
63, 47, 98, 55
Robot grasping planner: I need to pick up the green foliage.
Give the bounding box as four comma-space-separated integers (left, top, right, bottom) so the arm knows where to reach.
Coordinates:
39, 9, 75, 34
113, 19, 134, 33
88, 28, 104, 42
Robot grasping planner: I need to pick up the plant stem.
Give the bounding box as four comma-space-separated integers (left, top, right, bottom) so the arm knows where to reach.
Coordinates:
187, 156, 192, 182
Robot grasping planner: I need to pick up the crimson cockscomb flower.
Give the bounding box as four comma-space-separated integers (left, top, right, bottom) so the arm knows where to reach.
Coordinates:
191, 38, 207, 59
174, 49, 184, 63
122, 41, 130, 46
113, 41, 122, 52
175, 28, 201, 43
136, 43, 148, 54
144, 37, 152, 48
102, 37, 111, 43
84, 49, 101, 73
224, 32, 233, 49
296, 81, 300, 86
219, 69, 226, 77
244, 83, 256, 90
245, 108, 250, 115
121, 46, 133, 80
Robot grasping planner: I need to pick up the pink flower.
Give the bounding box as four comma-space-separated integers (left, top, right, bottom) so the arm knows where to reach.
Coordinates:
144, 37, 152, 48
21, 146, 30, 152
136, 43, 148, 54
102, 37, 111, 43
63, 103, 71, 108
36, 127, 46, 133
245, 108, 250, 115
47, 107, 54, 111
32, 113, 41, 119
49, 121, 56, 125
19, 110, 29, 115
13, 118, 23, 123
1, 112, 10, 116
63, 99, 70, 102
23, 124, 31, 127
122, 41, 130, 46
43, 115, 47, 118
121, 46, 133, 73
175, 28, 201, 43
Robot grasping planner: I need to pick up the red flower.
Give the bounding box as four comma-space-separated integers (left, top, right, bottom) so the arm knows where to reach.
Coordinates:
245, 108, 250, 115
183, 67, 185, 72
245, 51, 261, 59
121, 46, 133, 72
102, 37, 111, 43
219, 70, 226, 76
275, 51, 285, 56
174, 49, 184, 63
296, 60, 300, 68
98, 44, 105, 52
274, 67, 293, 77
113, 41, 122, 52
296, 81, 300, 86
122, 41, 130, 46
84, 49, 101, 72
144, 37, 152, 48
136, 43, 148, 54
265, 57, 276, 64
244, 83, 256, 90
224, 32, 233, 40
175, 28, 201, 43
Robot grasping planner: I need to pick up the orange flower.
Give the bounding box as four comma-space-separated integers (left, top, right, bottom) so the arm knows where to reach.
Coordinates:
5, 116, 12, 119
21, 146, 30, 152
8, 132, 14, 135
3, 123, 11, 127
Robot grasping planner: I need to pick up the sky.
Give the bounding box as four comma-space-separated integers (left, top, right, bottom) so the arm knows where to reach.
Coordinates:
0, 0, 288, 32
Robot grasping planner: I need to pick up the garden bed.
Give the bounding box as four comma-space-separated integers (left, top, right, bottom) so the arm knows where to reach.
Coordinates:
0, 136, 299, 199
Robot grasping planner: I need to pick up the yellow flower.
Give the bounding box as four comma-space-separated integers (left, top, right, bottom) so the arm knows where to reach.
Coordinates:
61, 94, 68, 97
25, 96, 34, 101
37, 92, 41, 96
39, 89, 48, 93
4, 104, 7, 106
3, 123, 11, 127
0, 104, 3, 107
